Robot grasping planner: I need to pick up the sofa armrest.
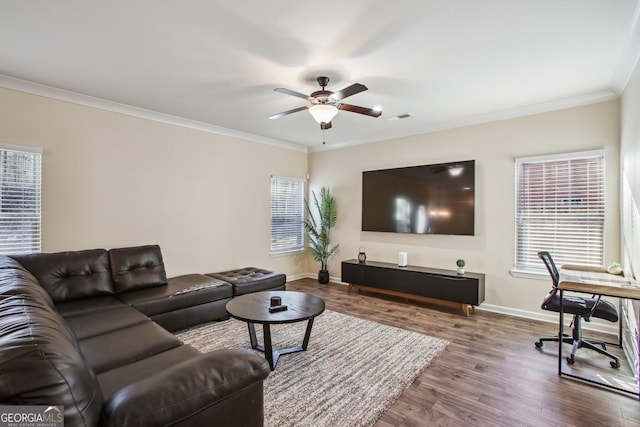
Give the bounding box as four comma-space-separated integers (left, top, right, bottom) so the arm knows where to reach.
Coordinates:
101, 349, 270, 427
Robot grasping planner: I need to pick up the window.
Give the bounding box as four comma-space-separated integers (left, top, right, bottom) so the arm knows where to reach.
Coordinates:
0, 144, 42, 255
270, 176, 304, 254
514, 150, 605, 273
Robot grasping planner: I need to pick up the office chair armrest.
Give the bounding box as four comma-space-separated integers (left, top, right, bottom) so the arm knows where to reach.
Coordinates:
584, 295, 602, 322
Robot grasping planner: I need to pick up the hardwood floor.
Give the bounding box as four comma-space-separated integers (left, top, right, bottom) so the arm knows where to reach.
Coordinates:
286, 278, 640, 427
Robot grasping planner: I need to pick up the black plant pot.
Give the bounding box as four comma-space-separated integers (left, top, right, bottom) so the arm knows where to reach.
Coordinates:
318, 269, 330, 284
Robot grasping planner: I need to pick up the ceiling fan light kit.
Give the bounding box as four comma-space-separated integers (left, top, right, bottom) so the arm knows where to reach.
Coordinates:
271, 76, 382, 134
308, 104, 339, 124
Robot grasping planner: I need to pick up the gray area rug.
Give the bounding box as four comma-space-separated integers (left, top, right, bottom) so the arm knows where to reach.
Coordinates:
177, 309, 448, 427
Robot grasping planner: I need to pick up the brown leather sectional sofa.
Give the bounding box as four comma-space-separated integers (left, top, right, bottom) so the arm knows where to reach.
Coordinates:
0, 245, 286, 427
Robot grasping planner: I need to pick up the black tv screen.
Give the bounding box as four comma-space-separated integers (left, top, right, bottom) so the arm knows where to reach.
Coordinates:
362, 160, 475, 235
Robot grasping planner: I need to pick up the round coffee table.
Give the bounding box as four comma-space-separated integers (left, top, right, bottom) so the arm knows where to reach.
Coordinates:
225, 291, 325, 370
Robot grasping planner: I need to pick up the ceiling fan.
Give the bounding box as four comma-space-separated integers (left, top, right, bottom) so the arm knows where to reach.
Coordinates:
269, 76, 382, 130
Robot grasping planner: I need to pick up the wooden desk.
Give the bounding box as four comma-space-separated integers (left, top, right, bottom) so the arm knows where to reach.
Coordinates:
559, 264, 640, 299
558, 265, 640, 396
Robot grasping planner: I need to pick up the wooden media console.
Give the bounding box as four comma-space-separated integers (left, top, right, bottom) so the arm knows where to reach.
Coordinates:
341, 259, 485, 317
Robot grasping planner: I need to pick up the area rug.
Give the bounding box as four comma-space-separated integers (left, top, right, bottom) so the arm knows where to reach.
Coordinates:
177, 310, 448, 427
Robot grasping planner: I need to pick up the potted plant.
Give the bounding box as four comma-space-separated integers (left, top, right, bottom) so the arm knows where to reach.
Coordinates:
607, 261, 623, 275
303, 186, 340, 284
456, 259, 465, 275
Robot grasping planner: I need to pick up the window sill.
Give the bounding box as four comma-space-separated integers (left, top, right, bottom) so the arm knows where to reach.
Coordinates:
270, 249, 305, 258
510, 269, 549, 280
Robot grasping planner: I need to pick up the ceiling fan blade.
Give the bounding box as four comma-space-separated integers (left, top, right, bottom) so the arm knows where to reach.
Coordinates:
330, 83, 368, 100
269, 106, 308, 120
320, 121, 332, 130
338, 103, 382, 117
274, 87, 311, 100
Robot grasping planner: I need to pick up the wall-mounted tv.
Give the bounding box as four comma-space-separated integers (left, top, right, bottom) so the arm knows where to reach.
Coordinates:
362, 160, 475, 235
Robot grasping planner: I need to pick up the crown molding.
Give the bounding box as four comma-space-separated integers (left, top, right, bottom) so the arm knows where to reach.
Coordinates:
0, 74, 619, 155
0, 75, 308, 154
310, 90, 619, 152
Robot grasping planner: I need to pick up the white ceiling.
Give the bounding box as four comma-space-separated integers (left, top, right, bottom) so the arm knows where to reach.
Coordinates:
1, 1, 639, 151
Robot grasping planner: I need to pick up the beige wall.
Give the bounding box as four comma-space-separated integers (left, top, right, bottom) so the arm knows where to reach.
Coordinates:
621, 58, 640, 279
309, 100, 621, 317
0, 87, 308, 277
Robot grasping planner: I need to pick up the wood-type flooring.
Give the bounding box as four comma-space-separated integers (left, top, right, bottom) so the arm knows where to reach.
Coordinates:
286, 278, 640, 427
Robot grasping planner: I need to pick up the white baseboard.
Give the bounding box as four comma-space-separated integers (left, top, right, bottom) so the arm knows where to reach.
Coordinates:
287, 273, 619, 336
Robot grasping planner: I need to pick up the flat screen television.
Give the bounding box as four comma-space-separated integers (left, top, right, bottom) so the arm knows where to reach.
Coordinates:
362, 160, 475, 235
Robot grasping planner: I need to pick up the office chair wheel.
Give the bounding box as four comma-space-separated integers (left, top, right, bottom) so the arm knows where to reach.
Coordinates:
610, 359, 620, 369
566, 356, 575, 365
535, 341, 543, 348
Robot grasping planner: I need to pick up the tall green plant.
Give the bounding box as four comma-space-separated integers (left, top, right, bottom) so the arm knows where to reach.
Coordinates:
303, 186, 339, 270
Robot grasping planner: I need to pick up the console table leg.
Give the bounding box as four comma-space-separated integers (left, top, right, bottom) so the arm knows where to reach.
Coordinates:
347, 283, 352, 294
462, 304, 470, 317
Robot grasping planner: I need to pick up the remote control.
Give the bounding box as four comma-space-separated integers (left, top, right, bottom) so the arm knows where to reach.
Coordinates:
268, 304, 288, 313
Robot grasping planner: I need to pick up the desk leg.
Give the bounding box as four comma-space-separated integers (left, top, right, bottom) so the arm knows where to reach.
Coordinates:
619, 298, 624, 351
558, 289, 564, 376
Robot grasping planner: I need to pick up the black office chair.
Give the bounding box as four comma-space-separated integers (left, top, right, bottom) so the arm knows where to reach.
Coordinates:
534, 251, 620, 368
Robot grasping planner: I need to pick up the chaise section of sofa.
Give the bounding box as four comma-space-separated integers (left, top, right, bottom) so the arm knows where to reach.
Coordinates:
109, 245, 233, 331
1, 247, 271, 427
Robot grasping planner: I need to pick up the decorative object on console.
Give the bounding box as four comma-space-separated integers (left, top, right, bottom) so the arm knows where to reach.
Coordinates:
398, 251, 408, 267
607, 261, 623, 275
358, 246, 367, 263
303, 186, 340, 284
456, 259, 465, 275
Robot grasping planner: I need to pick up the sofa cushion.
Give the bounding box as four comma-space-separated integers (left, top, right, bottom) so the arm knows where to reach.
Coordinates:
0, 294, 103, 427
63, 304, 150, 340
97, 345, 201, 400
109, 245, 167, 293
101, 349, 270, 427
11, 249, 114, 302
77, 320, 182, 374
55, 295, 126, 318
117, 274, 232, 316
207, 267, 286, 296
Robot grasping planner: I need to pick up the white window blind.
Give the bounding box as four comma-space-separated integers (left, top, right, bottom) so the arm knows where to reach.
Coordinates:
0, 145, 42, 255
515, 150, 604, 273
270, 176, 304, 254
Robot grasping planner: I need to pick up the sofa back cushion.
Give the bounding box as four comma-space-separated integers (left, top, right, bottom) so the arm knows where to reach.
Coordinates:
109, 245, 167, 293
12, 249, 114, 303
0, 295, 103, 427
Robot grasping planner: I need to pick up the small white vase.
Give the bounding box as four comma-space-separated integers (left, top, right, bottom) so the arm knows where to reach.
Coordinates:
457, 267, 465, 275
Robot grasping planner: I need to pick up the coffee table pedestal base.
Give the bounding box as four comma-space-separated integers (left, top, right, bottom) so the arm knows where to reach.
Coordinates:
248, 319, 315, 370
